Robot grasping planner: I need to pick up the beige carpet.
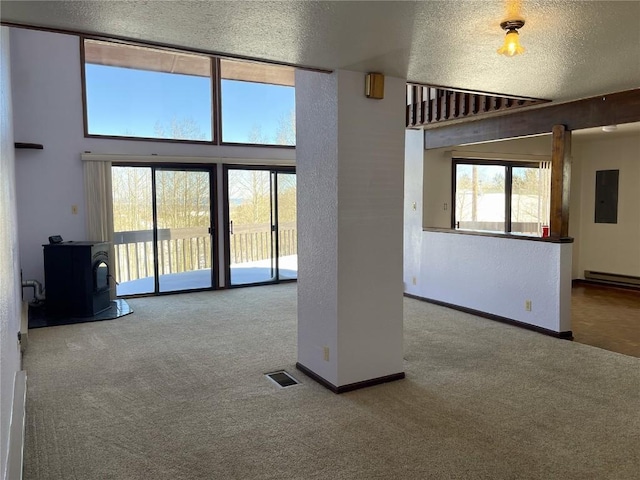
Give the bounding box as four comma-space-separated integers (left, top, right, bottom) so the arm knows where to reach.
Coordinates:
23, 284, 640, 479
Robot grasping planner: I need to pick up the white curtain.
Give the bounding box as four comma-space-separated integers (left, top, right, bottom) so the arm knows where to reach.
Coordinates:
538, 161, 552, 236
83, 160, 116, 299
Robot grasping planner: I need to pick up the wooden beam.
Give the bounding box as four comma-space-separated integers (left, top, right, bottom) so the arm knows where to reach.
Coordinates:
425, 89, 640, 149
550, 125, 571, 237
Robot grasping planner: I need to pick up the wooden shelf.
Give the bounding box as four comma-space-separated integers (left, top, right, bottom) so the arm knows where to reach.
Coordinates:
15, 143, 43, 149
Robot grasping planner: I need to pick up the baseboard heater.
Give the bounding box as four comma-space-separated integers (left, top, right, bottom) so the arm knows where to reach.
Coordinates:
584, 270, 640, 288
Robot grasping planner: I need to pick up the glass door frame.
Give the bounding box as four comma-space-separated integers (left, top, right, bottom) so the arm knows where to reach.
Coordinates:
222, 164, 296, 288
113, 162, 218, 297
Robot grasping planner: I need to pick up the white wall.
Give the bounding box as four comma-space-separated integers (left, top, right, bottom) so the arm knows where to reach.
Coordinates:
10, 27, 294, 293
404, 133, 572, 334
419, 232, 572, 333
0, 26, 22, 479
295, 69, 339, 385
571, 133, 640, 278
296, 69, 405, 387
403, 129, 423, 297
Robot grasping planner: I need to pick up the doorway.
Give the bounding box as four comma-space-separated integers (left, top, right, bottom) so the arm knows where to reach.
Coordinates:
224, 166, 297, 286
112, 165, 216, 295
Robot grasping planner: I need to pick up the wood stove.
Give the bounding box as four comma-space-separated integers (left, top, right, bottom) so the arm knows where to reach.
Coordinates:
43, 241, 111, 317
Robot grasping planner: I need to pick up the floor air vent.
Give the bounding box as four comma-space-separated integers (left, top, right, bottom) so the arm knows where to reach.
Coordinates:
266, 371, 300, 388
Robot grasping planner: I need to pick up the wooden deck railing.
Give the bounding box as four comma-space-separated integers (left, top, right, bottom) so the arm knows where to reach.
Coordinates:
113, 225, 297, 283
406, 84, 548, 128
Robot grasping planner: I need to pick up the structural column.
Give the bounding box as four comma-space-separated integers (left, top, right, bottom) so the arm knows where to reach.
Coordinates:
295, 70, 405, 392
550, 124, 572, 237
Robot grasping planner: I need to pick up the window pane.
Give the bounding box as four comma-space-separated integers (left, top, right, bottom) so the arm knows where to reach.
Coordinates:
220, 59, 295, 145
455, 164, 506, 232
512, 166, 549, 235
84, 40, 212, 141
277, 173, 297, 280
112, 166, 155, 295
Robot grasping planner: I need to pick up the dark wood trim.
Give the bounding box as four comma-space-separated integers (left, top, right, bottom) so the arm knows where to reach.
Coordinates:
210, 166, 219, 289
211, 57, 220, 145
14, 143, 43, 149
80, 36, 90, 138
295, 363, 405, 394
2, 21, 332, 74
222, 165, 232, 288
505, 165, 513, 234
550, 125, 571, 237
151, 167, 160, 294
404, 293, 574, 340
424, 89, 640, 149
422, 227, 574, 243
84, 134, 215, 145
220, 141, 296, 149
406, 81, 548, 102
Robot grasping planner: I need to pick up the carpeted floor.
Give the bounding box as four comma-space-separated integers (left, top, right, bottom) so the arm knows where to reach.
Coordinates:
23, 284, 640, 479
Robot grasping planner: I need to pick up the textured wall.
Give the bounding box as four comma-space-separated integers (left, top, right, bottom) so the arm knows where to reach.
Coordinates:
0, 26, 21, 477
572, 134, 640, 278
335, 71, 405, 386
9, 27, 294, 294
403, 130, 424, 297
295, 69, 339, 385
420, 232, 572, 333
296, 69, 405, 387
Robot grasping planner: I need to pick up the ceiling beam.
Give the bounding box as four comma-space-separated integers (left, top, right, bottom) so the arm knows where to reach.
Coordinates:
424, 89, 640, 150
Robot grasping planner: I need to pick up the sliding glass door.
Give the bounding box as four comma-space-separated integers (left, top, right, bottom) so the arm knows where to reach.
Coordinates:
112, 165, 215, 296
155, 169, 213, 292
226, 167, 297, 286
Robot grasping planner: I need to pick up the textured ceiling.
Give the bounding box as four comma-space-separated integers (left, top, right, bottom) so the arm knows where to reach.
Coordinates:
1, 1, 639, 101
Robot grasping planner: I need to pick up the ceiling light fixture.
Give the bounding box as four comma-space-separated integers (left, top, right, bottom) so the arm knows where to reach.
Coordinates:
602, 125, 618, 132
497, 19, 525, 57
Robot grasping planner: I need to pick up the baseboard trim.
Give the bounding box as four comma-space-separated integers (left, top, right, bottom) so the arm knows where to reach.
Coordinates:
572, 278, 640, 292
296, 362, 405, 394
6, 370, 27, 480
404, 293, 573, 340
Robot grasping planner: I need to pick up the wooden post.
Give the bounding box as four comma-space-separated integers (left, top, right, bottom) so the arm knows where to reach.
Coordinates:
550, 124, 572, 237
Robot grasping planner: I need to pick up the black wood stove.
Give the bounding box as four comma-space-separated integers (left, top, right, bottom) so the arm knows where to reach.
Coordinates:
43, 241, 111, 317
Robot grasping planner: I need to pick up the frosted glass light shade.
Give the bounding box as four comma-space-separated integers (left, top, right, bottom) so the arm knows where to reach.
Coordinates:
497, 30, 525, 57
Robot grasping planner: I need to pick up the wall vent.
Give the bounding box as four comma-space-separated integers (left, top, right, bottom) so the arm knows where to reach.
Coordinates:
584, 270, 640, 288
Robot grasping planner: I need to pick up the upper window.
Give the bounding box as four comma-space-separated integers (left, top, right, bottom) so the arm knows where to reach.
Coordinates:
83, 39, 213, 142
220, 59, 295, 146
453, 160, 550, 236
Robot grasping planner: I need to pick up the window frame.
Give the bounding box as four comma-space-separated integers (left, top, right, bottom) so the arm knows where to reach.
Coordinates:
80, 36, 297, 148
452, 158, 545, 234
218, 58, 296, 148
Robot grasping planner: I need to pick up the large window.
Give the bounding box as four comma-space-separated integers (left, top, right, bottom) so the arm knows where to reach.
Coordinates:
82, 39, 296, 146
453, 160, 550, 236
220, 59, 295, 146
83, 40, 213, 141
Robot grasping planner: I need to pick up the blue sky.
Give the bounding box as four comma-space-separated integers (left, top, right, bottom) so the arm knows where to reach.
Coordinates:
85, 64, 295, 144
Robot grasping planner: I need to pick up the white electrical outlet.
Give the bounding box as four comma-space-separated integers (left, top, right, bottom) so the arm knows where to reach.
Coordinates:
412, 201, 417, 211
525, 300, 532, 312
323, 346, 330, 362
412, 276, 417, 285
444, 203, 448, 211
71, 205, 78, 215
